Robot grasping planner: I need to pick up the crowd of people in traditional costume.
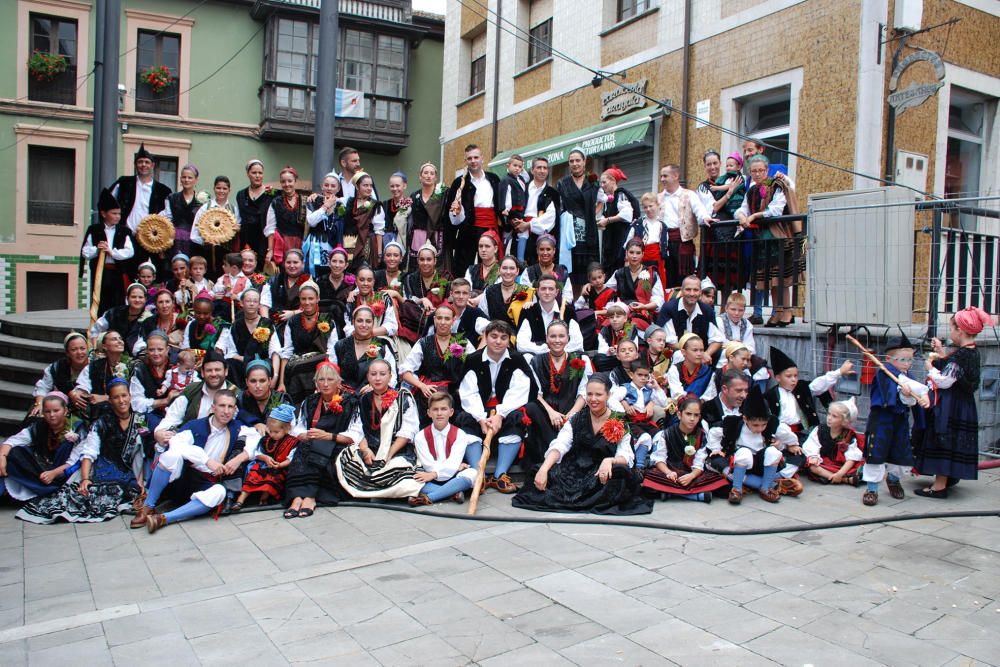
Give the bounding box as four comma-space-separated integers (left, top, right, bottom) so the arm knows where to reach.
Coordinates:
0, 141, 989, 528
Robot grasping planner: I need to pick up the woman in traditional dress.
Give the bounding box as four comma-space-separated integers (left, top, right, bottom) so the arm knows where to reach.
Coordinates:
90, 283, 151, 355
398, 243, 450, 344
278, 282, 335, 403
216, 287, 281, 388
480, 256, 533, 331
192, 175, 242, 276
915, 307, 991, 498
342, 172, 385, 272
697, 152, 747, 294
329, 306, 398, 393
408, 164, 448, 272
265, 166, 309, 267
399, 304, 474, 425
374, 241, 406, 304
237, 360, 292, 430
383, 171, 411, 248
17, 379, 147, 524
519, 234, 572, 304
129, 330, 172, 430
31, 332, 90, 418
318, 247, 354, 339
304, 172, 344, 279
162, 163, 205, 260
556, 148, 600, 286
260, 249, 308, 326
345, 266, 398, 338
136, 289, 183, 360
606, 238, 665, 335
596, 167, 640, 274
335, 360, 423, 501
465, 229, 502, 301
513, 374, 652, 515
643, 397, 728, 501
284, 362, 358, 517
71, 330, 132, 419
0, 392, 84, 502
524, 320, 592, 465
737, 155, 794, 327
236, 159, 274, 268
163, 254, 190, 296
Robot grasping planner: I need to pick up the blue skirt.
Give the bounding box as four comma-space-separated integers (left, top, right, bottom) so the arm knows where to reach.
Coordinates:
915, 391, 979, 480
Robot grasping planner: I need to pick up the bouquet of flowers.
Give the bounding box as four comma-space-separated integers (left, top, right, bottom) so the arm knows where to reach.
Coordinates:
28, 51, 68, 83
140, 65, 175, 93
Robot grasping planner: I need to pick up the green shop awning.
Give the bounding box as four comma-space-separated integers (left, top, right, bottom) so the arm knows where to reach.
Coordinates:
489, 107, 662, 174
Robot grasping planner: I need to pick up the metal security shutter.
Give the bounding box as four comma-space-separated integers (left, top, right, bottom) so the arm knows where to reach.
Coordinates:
603, 148, 655, 200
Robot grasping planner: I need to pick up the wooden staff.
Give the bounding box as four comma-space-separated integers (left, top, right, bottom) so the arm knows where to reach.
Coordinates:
88, 249, 107, 329
467, 427, 494, 515
846, 334, 930, 408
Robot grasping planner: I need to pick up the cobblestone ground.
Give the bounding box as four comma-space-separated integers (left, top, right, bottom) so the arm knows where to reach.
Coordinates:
1, 470, 999, 666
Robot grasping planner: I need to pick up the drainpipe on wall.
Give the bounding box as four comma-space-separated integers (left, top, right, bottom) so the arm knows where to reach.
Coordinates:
489, 0, 503, 158
678, 0, 692, 186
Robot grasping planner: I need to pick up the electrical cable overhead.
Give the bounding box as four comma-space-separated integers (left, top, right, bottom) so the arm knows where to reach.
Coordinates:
454, 0, 939, 199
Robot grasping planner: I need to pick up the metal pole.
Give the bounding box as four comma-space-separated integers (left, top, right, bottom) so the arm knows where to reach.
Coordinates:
91, 0, 106, 226
489, 0, 502, 158
313, 0, 339, 190
99, 0, 121, 190
678, 0, 691, 185
927, 205, 942, 338
808, 204, 818, 378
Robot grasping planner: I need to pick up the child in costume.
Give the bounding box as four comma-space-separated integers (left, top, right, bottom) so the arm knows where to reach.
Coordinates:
665, 333, 717, 403
766, 346, 853, 444
409, 392, 483, 506
803, 397, 863, 485
610, 359, 668, 471
594, 301, 640, 371
232, 403, 299, 511
159, 350, 199, 396
707, 384, 797, 504
644, 397, 729, 502
914, 308, 990, 498
861, 330, 927, 506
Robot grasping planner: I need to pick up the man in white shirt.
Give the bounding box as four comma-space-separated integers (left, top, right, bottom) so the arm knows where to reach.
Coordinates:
516, 275, 584, 358
657, 164, 715, 287
446, 144, 503, 277
516, 157, 560, 265
154, 351, 235, 445
136, 390, 260, 532
109, 144, 171, 234
335, 146, 379, 201
457, 320, 534, 494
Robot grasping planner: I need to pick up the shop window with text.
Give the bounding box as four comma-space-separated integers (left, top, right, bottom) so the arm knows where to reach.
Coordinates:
28, 145, 75, 226
28, 14, 77, 105
136, 29, 180, 115
739, 86, 792, 168
618, 0, 652, 22
528, 18, 552, 66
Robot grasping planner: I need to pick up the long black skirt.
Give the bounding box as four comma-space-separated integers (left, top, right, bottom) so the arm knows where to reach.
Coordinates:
284, 439, 350, 505
513, 462, 652, 515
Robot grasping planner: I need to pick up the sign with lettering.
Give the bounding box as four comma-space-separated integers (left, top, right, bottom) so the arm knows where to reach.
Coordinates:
888, 50, 945, 113
601, 79, 648, 119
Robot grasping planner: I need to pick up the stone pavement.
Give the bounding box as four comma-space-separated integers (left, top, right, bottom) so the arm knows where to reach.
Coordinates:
1, 470, 999, 666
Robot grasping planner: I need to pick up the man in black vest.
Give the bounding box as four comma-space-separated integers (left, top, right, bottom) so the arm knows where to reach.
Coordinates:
109, 143, 172, 234
515, 274, 583, 359
701, 369, 749, 428
658, 274, 724, 361
423, 278, 488, 346
518, 157, 561, 266
80, 188, 135, 316
456, 320, 536, 493
445, 144, 503, 278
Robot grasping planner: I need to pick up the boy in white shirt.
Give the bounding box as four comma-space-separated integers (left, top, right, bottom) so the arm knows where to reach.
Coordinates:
409, 392, 483, 506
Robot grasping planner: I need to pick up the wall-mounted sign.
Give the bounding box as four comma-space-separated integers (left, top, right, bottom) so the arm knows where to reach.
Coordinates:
601, 79, 648, 119
695, 99, 710, 128
888, 50, 945, 113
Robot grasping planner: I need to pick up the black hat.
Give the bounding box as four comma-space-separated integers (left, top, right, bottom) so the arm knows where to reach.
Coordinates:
885, 326, 914, 352
741, 384, 771, 420
134, 143, 154, 163
769, 346, 797, 376
98, 188, 120, 213
202, 349, 226, 367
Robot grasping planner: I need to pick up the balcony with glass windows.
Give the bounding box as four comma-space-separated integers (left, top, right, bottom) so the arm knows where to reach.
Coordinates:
257, 16, 413, 151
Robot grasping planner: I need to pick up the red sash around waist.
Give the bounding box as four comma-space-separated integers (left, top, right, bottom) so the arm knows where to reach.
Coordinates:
474, 207, 499, 229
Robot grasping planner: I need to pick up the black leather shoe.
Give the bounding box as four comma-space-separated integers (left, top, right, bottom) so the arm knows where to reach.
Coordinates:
914, 487, 948, 499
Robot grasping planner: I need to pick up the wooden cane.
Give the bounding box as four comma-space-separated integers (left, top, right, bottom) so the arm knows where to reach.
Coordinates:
89, 249, 107, 329
846, 334, 930, 408
467, 427, 495, 515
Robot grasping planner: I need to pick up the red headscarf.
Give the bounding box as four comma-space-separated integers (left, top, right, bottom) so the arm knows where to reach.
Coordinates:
481, 228, 504, 259
954, 306, 993, 336
604, 165, 628, 183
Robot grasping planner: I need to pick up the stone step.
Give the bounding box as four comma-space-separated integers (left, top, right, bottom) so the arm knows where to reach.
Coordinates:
0, 378, 35, 411
0, 355, 48, 385
0, 310, 89, 345
0, 333, 64, 365
0, 407, 27, 438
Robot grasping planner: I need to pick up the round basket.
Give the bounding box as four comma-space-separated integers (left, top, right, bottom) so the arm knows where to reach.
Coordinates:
197, 208, 238, 246
135, 214, 176, 254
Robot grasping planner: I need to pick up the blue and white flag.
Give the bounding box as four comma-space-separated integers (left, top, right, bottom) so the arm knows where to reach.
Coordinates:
336, 89, 365, 118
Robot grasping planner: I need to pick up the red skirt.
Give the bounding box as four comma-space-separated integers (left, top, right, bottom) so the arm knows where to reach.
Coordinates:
642, 243, 667, 291
642, 465, 729, 496
242, 462, 288, 499
808, 457, 862, 480
666, 229, 696, 278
